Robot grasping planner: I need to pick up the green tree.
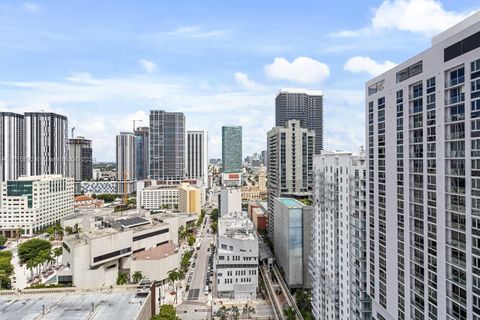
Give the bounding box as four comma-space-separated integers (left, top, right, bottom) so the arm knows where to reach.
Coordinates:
46, 226, 55, 237
151, 304, 180, 320
294, 290, 312, 316
167, 268, 179, 303
18, 238, 52, 265
53, 247, 63, 266
242, 303, 256, 319
132, 271, 143, 283
215, 306, 229, 320
187, 234, 195, 247
116, 272, 128, 285
0, 235, 7, 247
231, 305, 240, 320
283, 306, 296, 320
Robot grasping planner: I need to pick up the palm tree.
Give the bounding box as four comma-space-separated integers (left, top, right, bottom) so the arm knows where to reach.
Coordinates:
53, 247, 63, 267
132, 271, 143, 283
242, 304, 256, 319
231, 305, 240, 320
283, 306, 296, 320
215, 306, 229, 320
116, 272, 128, 285
64, 226, 73, 236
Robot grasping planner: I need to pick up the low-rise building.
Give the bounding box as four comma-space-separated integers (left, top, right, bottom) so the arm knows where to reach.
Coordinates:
247, 201, 267, 231
221, 172, 242, 187
241, 186, 265, 201
77, 180, 136, 195
138, 185, 178, 210
74, 195, 104, 209
215, 212, 258, 299
218, 188, 242, 217
0, 175, 74, 237
178, 183, 201, 214
273, 197, 312, 289
62, 214, 179, 287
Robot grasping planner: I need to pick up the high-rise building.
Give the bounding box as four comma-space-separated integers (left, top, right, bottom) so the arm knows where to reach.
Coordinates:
366, 12, 480, 320
267, 120, 314, 244
275, 88, 324, 154
222, 126, 242, 173
311, 150, 370, 320
24, 112, 68, 176
68, 137, 92, 181
116, 132, 136, 181
134, 126, 149, 180
0, 175, 74, 237
186, 130, 208, 186
149, 110, 185, 181
273, 197, 312, 289
0, 112, 24, 182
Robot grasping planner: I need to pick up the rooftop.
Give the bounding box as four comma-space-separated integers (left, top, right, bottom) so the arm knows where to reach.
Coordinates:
133, 242, 177, 260
279, 88, 323, 96
15, 175, 64, 182
218, 213, 256, 241
277, 198, 304, 207
0, 290, 146, 320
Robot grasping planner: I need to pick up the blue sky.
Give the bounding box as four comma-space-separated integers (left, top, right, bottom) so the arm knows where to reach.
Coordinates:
0, 0, 479, 161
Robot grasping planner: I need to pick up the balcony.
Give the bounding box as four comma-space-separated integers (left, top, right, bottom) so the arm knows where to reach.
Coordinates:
446, 132, 465, 140
446, 113, 465, 122
446, 94, 465, 105
447, 256, 466, 268
446, 238, 466, 249
446, 168, 466, 176
445, 76, 465, 88
446, 203, 466, 213
446, 150, 465, 158
446, 185, 466, 194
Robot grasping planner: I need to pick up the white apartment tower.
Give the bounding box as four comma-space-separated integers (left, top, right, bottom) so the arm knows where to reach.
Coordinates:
366, 12, 480, 320
186, 130, 208, 186
311, 150, 370, 320
0, 175, 74, 237
25, 112, 68, 177
116, 132, 136, 181
267, 119, 315, 244
0, 112, 24, 182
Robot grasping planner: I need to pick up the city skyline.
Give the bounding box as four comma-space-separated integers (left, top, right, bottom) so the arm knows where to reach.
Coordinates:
1, 1, 478, 161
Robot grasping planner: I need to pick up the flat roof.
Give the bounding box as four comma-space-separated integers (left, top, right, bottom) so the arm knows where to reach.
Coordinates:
279, 88, 323, 96
133, 242, 177, 260
0, 291, 146, 320
278, 198, 303, 207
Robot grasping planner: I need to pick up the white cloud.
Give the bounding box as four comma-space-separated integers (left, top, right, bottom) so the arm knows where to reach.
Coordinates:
137, 59, 157, 73
22, 2, 40, 12
344, 56, 397, 77
66, 72, 94, 83
265, 57, 330, 84
234, 72, 260, 90
332, 0, 476, 37
160, 26, 228, 39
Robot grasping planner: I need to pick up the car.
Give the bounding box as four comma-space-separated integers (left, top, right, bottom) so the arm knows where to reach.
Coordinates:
204, 286, 209, 295
188, 276, 192, 282
192, 263, 196, 268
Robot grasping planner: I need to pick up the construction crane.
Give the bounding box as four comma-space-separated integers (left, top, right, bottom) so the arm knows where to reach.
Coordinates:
132, 119, 143, 132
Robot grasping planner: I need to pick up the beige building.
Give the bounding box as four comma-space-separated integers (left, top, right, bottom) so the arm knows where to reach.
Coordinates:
178, 183, 201, 214
241, 186, 265, 201
258, 167, 266, 192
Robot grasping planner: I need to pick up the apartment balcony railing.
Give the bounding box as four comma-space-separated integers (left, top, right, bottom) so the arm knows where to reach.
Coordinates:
446, 238, 466, 249
446, 113, 465, 122
446, 186, 466, 194
446, 168, 466, 176
445, 76, 465, 88
446, 150, 465, 158
446, 204, 466, 213
446, 132, 465, 140
447, 256, 467, 268
446, 94, 465, 105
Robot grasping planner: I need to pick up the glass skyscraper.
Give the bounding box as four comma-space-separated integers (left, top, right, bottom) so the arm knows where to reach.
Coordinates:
222, 126, 242, 173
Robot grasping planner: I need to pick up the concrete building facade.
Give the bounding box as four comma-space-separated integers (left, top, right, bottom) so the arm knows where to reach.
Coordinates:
222, 126, 242, 173
366, 12, 480, 320
219, 188, 242, 217
275, 88, 324, 154
0, 175, 74, 237
178, 183, 201, 214
186, 130, 208, 186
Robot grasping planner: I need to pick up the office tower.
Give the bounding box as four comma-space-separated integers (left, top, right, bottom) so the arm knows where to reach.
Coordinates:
267, 120, 314, 244
149, 110, 185, 181
68, 137, 92, 181
273, 197, 312, 289
222, 126, 242, 173
116, 132, 136, 181
366, 12, 480, 320
275, 88, 324, 154
311, 150, 370, 320
134, 126, 149, 180
186, 130, 208, 185
0, 175, 73, 237
24, 112, 68, 176
0, 112, 24, 182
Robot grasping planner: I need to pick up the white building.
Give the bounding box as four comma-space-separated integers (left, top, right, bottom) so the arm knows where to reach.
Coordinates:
311, 150, 370, 320
186, 130, 208, 186
221, 172, 242, 187
0, 175, 74, 237
138, 184, 179, 210
62, 215, 179, 287
25, 112, 68, 177
0, 112, 24, 182
366, 12, 480, 320
215, 212, 258, 299
116, 132, 136, 181
77, 180, 136, 196
219, 188, 242, 217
